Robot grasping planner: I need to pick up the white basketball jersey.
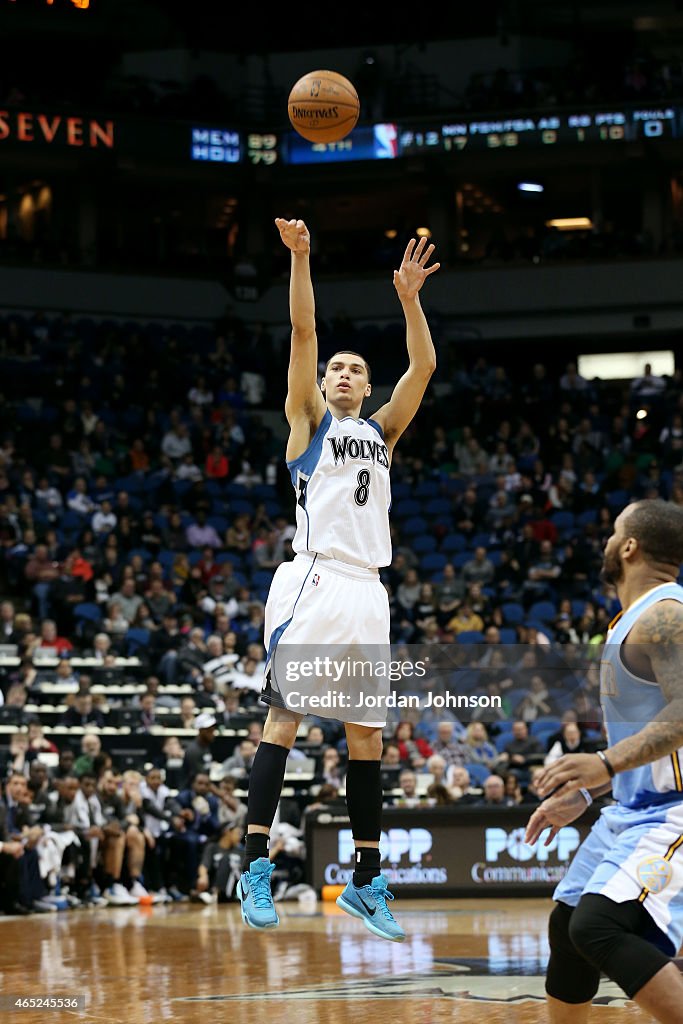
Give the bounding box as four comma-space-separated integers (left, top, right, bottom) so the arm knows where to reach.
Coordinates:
286, 410, 392, 569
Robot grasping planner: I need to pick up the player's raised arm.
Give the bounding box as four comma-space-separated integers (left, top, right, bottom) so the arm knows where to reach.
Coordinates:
370, 237, 440, 449
275, 218, 326, 431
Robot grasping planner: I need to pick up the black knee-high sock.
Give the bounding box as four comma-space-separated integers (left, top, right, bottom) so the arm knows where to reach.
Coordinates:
243, 741, 290, 871
345, 760, 382, 886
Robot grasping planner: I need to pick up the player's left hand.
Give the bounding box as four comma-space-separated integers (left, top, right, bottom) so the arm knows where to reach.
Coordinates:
393, 237, 440, 300
535, 752, 612, 798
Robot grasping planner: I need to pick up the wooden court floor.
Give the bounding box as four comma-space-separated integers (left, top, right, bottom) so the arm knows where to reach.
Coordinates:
0, 898, 659, 1023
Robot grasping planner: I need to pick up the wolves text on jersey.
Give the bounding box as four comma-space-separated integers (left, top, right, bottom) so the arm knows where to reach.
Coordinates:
328, 435, 389, 469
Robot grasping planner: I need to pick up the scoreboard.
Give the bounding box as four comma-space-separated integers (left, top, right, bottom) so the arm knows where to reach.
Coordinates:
399, 107, 677, 155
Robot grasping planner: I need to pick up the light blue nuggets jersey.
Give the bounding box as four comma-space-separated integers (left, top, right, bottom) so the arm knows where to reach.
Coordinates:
286, 410, 392, 569
601, 582, 683, 810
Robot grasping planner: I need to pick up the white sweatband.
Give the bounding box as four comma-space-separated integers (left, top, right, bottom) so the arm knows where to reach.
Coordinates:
579, 787, 593, 807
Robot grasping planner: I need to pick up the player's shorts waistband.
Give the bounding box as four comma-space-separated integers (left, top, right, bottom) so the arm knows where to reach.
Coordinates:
294, 551, 380, 582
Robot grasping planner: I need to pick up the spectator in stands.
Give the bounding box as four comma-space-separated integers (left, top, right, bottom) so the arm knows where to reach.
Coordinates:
631, 362, 666, 401
181, 712, 218, 786
110, 578, 142, 625
37, 614, 73, 655
462, 548, 493, 589
167, 771, 220, 895
503, 772, 524, 805
222, 738, 257, 781
96, 770, 144, 905
394, 721, 433, 768
425, 754, 448, 787
523, 539, 561, 602
514, 674, 555, 722
461, 722, 497, 769
430, 721, 466, 766
186, 511, 222, 550
446, 601, 484, 637
394, 769, 421, 808
397, 568, 421, 613
476, 774, 512, 806
544, 720, 589, 764
447, 765, 480, 804
177, 628, 209, 685
215, 776, 246, 832
497, 720, 544, 777
60, 693, 105, 728
319, 747, 344, 788
74, 729, 102, 774
25, 718, 58, 757
559, 362, 588, 394
135, 691, 158, 733
161, 422, 192, 463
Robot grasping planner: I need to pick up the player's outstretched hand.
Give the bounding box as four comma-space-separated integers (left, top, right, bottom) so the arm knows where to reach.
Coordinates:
535, 752, 611, 799
393, 237, 440, 301
524, 789, 589, 847
275, 217, 311, 254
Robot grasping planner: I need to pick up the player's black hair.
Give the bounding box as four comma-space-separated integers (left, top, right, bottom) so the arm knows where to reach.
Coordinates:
325, 351, 371, 382
626, 499, 683, 566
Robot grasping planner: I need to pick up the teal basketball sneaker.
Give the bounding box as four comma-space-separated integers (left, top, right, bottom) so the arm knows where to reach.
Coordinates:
237, 857, 279, 929
336, 874, 405, 942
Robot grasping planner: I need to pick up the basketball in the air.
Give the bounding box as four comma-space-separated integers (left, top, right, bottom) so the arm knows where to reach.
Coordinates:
288, 70, 360, 143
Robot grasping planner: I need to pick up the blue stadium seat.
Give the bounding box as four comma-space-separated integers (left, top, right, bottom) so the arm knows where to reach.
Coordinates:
498, 628, 517, 644
424, 498, 451, 517
471, 532, 491, 550
487, 550, 503, 566
231, 499, 255, 516
577, 509, 598, 527
551, 511, 575, 531
606, 489, 628, 510
420, 553, 447, 573
441, 534, 466, 553
494, 732, 512, 753
126, 628, 150, 655
571, 599, 589, 618
391, 483, 411, 501
529, 600, 557, 623
452, 552, 471, 569
530, 718, 561, 735
501, 602, 524, 625
74, 602, 102, 624
412, 535, 437, 554
207, 516, 228, 534
393, 499, 421, 519
217, 552, 244, 569
456, 631, 484, 645
414, 481, 439, 499
403, 516, 429, 536
252, 569, 275, 589
465, 763, 491, 786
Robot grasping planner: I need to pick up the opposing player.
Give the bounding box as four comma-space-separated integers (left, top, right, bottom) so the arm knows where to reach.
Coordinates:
526, 499, 683, 1023
237, 218, 439, 940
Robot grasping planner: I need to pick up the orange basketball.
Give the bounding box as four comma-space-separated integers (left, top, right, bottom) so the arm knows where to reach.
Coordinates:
288, 70, 360, 143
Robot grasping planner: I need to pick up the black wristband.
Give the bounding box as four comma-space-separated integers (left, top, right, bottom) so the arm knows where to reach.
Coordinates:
596, 749, 615, 778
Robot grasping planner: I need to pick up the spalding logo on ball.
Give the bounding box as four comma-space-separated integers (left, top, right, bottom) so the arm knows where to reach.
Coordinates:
288, 70, 360, 143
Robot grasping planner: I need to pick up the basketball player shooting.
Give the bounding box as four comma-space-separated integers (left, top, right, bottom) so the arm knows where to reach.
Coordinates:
525, 500, 683, 1024
237, 218, 439, 940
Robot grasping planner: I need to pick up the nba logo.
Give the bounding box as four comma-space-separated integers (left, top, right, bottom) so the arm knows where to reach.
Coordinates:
311, 574, 320, 587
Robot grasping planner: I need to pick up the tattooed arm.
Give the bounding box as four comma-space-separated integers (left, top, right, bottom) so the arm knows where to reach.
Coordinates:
607, 599, 683, 772
535, 598, 683, 797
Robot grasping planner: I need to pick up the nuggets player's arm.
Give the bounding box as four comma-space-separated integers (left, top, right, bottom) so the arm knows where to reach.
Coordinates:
534, 598, 683, 797
606, 599, 683, 772
275, 218, 327, 462
370, 238, 440, 451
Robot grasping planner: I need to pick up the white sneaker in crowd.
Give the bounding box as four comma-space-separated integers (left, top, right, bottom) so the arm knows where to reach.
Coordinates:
104, 883, 138, 906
